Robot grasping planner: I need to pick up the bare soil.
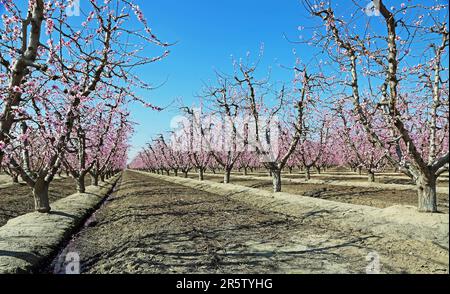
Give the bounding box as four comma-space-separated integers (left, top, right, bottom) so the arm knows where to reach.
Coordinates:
186, 174, 449, 213
0, 177, 91, 227
49, 171, 448, 274
0, 174, 12, 186
228, 171, 449, 187
283, 174, 449, 187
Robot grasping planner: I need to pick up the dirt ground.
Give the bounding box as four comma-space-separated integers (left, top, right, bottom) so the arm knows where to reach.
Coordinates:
228, 170, 449, 187
186, 174, 449, 213
283, 174, 449, 187
0, 174, 12, 186
0, 177, 91, 227
47, 171, 448, 274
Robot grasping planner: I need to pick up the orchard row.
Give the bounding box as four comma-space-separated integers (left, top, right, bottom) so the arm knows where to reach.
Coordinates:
131, 1, 449, 213
0, 1, 168, 212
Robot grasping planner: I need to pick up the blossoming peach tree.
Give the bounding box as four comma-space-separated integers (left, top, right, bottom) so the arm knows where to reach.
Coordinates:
303, 0, 448, 212
0, 0, 169, 212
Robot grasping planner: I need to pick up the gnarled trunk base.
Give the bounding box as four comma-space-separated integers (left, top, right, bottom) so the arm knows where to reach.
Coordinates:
305, 167, 311, 181
417, 177, 437, 213
368, 171, 375, 183
77, 176, 86, 193
33, 180, 51, 213
272, 169, 281, 192
224, 169, 231, 184
91, 174, 99, 186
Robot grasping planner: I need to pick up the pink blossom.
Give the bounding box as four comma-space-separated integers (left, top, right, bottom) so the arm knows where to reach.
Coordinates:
12, 86, 22, 93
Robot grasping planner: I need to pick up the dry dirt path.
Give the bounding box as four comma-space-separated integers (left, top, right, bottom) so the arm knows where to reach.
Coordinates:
229, 171, 449, 185
184, 173, 449, 212
187, 173, 449, 195
50, 170, 448, 274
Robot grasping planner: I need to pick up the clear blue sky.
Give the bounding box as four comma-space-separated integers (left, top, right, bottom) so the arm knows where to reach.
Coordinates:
127, 0, 307, 160
127, 0, 448, 161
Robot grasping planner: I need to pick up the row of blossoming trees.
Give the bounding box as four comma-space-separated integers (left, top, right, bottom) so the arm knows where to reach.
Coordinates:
0, 0, 168, 212
130, 0, 448, 213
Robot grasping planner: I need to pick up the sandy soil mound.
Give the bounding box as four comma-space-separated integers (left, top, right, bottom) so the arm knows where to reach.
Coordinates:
0, 175, 119, 274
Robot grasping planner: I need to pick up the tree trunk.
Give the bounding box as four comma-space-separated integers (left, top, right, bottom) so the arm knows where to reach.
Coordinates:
166, 170, 170, 176
288, 167, 293, 174
305, 167, 311, 181
11, 174, 19, 183
183, 171, 188, 178
417, 176, 437, 213
272, 169, 282, 192
174, 169, 178, 177
224, 168, 231, 184
77, 175, 86, 193
243, 167, 248, 176
91, 174, 99, 186
316, 167, 321, 174
33, 180, 51, 213
198, 168, 204, 181
100, 173, 105, 182
358, 166, 362, 175
368, 170, 375, 183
